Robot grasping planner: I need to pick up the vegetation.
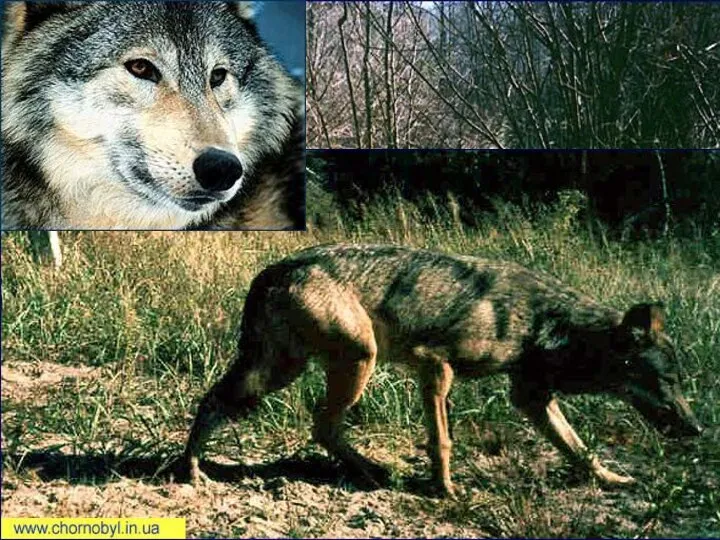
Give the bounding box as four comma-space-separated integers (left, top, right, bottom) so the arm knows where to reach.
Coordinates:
307, 150, 720, 238
307, 2, 720, 149
2, 193, 719, 536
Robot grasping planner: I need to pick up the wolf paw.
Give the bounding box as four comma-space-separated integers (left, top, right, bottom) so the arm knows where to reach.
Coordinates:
189, 466, 213, 487
431, 481, 456, 500
168, 455, 213, 487
594, 467, 636, 487
187, 457, 215, 487
353, 460, 392, 488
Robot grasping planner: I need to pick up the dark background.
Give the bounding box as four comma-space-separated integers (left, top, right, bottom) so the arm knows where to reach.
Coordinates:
308, 150, 720, 236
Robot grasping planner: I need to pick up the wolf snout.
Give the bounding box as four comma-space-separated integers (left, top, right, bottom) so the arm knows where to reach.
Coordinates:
668, 417, 703, 438
662, 402, 703, 438
193, 148, 243, 192
662, 422, 703, 440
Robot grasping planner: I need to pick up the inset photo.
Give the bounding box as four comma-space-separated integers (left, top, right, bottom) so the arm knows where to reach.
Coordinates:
1, 1, 306, 231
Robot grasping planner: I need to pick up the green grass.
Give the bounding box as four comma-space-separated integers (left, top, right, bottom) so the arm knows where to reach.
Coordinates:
2, 194, 719, 536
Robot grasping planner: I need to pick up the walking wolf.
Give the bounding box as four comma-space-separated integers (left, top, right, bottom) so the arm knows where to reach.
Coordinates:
183, 244, 701, 496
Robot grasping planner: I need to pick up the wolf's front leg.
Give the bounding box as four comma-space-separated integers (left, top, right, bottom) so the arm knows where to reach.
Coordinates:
511, 382, 635, 486
418, 358, 455, 497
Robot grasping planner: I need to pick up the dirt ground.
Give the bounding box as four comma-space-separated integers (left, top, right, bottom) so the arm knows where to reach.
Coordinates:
1, 360, 714, 538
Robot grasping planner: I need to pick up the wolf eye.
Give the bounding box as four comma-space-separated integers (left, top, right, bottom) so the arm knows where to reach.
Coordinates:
125, 59, 161, 83
210, 68, 228, 88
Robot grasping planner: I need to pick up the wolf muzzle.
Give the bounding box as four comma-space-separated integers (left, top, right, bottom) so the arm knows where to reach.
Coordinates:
193, 148, 243, 192
666, 394, 703, 437
629, 391, 703, 438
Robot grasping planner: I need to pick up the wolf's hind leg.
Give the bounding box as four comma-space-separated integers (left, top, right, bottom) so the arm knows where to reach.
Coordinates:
183, 348, 309, 485
184, 386, 232, 485
510, 380, 635, 486
313, 338, 388, 486
183, 363, 267, 485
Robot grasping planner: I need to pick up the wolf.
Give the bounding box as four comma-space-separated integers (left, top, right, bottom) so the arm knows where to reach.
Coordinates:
1, 1, 304, 230
182, 244, 702, 496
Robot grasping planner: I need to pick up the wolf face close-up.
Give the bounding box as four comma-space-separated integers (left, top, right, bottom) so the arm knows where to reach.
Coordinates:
1, 1, 304, 230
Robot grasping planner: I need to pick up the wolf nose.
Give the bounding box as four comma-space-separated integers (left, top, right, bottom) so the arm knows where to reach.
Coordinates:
193, 149, 243, 192
669, 418, 703, 438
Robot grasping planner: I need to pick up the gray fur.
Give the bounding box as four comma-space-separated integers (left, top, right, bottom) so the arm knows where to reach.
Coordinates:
1, 1, 304, 230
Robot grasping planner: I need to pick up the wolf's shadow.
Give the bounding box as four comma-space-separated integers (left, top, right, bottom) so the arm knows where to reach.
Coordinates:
4, 449, 385, 491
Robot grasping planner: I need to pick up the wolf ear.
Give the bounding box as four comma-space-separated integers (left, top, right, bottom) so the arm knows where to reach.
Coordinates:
229, 2, 256, 20
621, 302, 665, 339
3, 2, 76, 43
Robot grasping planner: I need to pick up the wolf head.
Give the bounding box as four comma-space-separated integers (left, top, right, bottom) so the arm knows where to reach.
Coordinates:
610, 303, 703, 438
2, 1, 302, 228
